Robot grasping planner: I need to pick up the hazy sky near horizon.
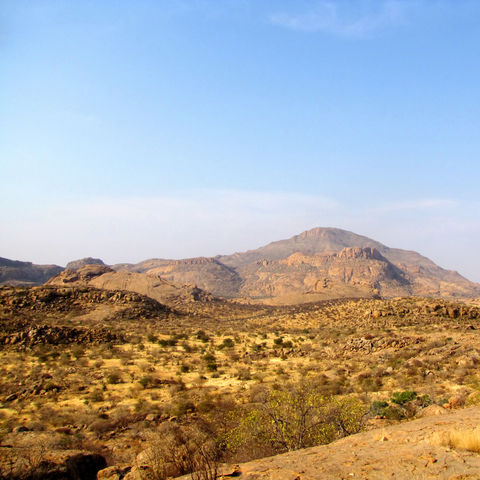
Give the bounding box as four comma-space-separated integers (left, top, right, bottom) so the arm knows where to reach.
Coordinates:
1, 0, 480, 281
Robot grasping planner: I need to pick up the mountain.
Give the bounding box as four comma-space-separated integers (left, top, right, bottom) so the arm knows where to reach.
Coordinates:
112, 257, 242, 297
46, 264, 214, 312
0, 257, 63, 286
214, 227, 480, 302
111, 227, 479, 302
236, 246, 410, 302
65, 257, 105, 270
4, 227, 479, 303
218, 227, 440, 269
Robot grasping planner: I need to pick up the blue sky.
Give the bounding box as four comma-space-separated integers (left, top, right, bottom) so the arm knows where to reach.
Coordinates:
1, 0, 480, 281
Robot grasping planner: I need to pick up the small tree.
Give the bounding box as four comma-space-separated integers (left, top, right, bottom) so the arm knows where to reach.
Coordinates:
139, 423, 219, 480
225, 382, 366, 456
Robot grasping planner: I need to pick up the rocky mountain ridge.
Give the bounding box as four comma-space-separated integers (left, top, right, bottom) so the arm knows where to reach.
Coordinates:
3, 227, 480, 302
46, 264, 215, 312
0, 257, 63, 286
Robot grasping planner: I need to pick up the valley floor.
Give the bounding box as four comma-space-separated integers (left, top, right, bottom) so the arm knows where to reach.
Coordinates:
1, 288, 480, 478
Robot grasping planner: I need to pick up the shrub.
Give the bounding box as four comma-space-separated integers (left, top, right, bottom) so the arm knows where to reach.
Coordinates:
391, 390, 417, 405
383, 405, 405, 420
370, 400, 389, 416
139, 375, 153, 389
219, 338, 235, 349
235, 367, 251, 381
197, 330, 210, 343
147, 333, 158, 343
139, 423, 220, 480
206, 362, 217, 372
88, 389, 104, 403
417, 394, 432, 408
204, 353, 216, 363
106, 371, 123, 385
226, 382, 366, 454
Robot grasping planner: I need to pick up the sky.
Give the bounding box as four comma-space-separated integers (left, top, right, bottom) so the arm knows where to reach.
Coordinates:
1, 0, 480, 281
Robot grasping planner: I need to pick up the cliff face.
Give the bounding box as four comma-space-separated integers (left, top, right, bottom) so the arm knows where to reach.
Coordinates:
236, 247, 411, 301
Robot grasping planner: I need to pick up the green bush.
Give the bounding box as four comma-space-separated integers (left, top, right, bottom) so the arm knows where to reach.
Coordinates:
417, 394, 432, 407
370, 400, 389, 416
391, 390, 417, 405
225, 383, 366, 454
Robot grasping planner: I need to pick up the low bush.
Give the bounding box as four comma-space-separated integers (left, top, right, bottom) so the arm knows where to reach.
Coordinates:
391, 390, 417, 405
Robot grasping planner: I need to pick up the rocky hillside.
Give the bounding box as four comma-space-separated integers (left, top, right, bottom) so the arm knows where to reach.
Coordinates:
237, 246, 410, 301
0, 257, 63, 286
46, 265, 215, 312
115, 228, 479, 302
218, 227, 438, 268
0, 284, 171, 325
113, 257, 242, 298
5, 227, 479, 302
65, 257, 105, 270
220, 227, 480, 301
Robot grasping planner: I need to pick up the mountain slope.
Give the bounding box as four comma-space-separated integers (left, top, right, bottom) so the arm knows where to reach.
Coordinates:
0, 257, 63, 286
113, 257, 242, 298
218, 227, 438, 269
46, 264, 214, 311
215, 227, 479, 301
237, 247, 411, 301
5, 226, 479, 302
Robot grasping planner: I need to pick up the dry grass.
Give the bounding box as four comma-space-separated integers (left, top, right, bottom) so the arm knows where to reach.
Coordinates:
1, 294, 480, 469
431, 428, 480, 452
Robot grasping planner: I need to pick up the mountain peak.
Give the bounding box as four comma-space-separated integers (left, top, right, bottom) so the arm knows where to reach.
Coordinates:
65, 257, 106, 271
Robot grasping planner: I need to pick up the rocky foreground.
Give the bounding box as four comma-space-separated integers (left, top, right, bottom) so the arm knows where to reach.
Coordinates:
193, 407, 480, 480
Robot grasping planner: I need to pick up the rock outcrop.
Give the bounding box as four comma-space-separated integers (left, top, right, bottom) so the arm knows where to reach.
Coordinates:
113, 257, 242, 298
0, 285, 171, 324
46, 266, 214, 311
218, 406, 480, 480
65, 257, 106, 270
0, 449, 106, 480
0, 324, 123, 346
